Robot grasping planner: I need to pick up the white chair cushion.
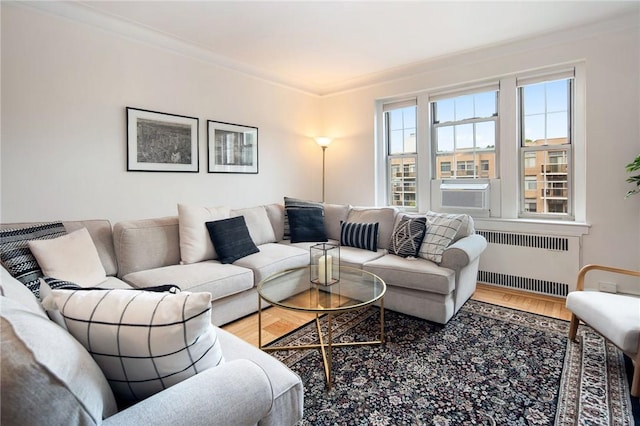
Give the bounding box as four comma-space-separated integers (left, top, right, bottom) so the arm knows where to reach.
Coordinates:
566, 290, 640, 354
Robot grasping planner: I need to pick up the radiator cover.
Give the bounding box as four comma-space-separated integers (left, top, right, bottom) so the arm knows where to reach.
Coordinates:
476, 230, 580, 297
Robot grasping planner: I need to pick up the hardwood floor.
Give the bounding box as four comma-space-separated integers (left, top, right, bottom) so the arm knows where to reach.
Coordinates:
222, 283, 573, 347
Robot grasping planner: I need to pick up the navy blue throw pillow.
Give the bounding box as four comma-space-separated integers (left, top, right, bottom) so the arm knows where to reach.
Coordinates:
287, 208, 328, 243
206, 216, 259, 264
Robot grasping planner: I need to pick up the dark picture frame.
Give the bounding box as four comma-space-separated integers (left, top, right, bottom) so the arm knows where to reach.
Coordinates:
207, 120, 258, 174
126, 107, 199, 172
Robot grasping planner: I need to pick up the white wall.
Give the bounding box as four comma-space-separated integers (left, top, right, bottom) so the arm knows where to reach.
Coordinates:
1, 4, 322, 223
319, 15, 640, 287
2, 4, 639, 290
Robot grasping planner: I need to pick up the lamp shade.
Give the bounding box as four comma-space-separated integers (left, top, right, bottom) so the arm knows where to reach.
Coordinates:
315, 137, 332, 147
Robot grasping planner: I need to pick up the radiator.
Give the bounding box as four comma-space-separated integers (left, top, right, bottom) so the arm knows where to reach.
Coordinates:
476, 230, 581, 297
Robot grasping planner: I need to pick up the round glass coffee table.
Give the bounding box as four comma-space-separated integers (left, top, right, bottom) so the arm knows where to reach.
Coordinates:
257, 266, 386, 390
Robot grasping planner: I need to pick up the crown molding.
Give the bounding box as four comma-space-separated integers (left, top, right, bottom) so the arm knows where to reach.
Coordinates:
9, 1, 639, 98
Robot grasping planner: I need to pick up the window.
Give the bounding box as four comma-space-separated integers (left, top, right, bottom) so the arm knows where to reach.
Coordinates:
376, 65, 581, 222
384, 100, 418, 210
518, 75, 573, 218
432, 88, 498, 180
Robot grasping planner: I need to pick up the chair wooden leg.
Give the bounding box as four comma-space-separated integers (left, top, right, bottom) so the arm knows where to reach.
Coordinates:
568, 314, 579, 341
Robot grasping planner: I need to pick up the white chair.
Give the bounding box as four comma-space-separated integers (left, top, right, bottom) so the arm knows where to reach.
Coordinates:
566, 264, 640, 397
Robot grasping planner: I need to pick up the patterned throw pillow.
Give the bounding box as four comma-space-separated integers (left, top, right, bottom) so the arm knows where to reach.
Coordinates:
418, 213, 465, 263
205, 216, 260, 264
0, 222, 67, 297
283, 197, 323, 240
340, 222, 379, 252
389, 215, 427, 258
42, 288, 224, 402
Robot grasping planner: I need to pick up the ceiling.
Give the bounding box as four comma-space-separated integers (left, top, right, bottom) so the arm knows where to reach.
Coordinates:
29, 1, 640, 95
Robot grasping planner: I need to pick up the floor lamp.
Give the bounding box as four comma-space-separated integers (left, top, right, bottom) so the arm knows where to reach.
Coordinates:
315, 137, 332, 202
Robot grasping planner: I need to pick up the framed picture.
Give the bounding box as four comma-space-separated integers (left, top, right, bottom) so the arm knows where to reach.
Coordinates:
126, 107, 199, 172
207, 120, 258, 174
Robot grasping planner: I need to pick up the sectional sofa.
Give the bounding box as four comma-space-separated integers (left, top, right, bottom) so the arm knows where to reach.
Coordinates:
0, 200, 486, 425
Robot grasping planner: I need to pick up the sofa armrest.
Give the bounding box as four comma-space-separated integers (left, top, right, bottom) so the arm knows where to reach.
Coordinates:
440, 234, 487, 270
103, 359, 273, 426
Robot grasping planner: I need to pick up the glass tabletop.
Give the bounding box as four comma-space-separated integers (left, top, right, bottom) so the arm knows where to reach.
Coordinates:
258, 266, 386, 313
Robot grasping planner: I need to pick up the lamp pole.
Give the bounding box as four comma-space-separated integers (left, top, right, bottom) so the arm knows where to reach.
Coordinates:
321, 145, 327, 202
315, 137, 332, 202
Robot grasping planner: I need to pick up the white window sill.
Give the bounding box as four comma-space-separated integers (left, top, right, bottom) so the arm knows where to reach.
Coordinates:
473, 217, 590, 237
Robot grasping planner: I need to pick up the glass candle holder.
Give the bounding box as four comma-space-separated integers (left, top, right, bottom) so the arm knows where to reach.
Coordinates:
310, 243, 340, 285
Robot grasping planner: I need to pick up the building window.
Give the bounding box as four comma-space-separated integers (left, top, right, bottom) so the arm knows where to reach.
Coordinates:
519, 75, 573, 218
384, 100, 418, 210
432, 88, 498, 180
375, 65, 581, 222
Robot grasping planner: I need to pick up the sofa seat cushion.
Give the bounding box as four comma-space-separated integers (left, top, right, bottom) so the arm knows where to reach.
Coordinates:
233, 243, 309, 285
566, 291, 640, 354
217, 327, 303, 426
363, 254, 455, 295
338, 246, 386, 268
1, 297, 118, 424
122, 261, 254, 301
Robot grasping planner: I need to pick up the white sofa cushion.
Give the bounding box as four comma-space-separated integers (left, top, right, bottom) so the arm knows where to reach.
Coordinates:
231, 205, 276, 246
42, 288, 224, 402
178, 204, 230, 264
233, 243, 309, 285
1, 296, 117, 423
346, 207, 397, 250
122, 262, 254, 301
28, 228, 107, 286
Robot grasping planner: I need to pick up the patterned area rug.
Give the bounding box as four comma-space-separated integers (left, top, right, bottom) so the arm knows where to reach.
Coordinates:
268, 300, 635, 425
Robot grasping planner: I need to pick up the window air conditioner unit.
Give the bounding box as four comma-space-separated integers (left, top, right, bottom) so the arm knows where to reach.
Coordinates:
440, 182, 490, 211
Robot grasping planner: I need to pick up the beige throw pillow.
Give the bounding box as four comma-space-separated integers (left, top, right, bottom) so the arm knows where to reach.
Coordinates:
28, 228, 106, 286
178, 203, 230, 264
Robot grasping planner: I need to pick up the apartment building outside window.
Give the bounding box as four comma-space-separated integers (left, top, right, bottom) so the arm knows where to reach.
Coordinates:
431, 88, 498, 180
518, 75, 573, 218
384, 100, 418, 210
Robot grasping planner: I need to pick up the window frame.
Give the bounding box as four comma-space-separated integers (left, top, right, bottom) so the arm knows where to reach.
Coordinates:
517, 74, 574, 220
382, 99, 419, 211
374, 63, 585, 224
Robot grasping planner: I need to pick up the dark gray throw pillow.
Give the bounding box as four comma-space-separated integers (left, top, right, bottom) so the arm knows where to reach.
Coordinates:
283, 196, 324, 240
287, 207, 328, 243
206, 216, 259, 264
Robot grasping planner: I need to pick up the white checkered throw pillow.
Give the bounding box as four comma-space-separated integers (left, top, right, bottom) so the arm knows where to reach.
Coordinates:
42, 288, 223, 401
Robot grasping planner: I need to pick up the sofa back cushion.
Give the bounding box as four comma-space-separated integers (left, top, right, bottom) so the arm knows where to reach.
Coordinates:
1, 297, 117, 424
346, 207, 397, 250
323, 203, 350, 241
230, 206, 276, 246
178, 204, 230, 264
113, 217, 181, 278
264, 203, 285, 241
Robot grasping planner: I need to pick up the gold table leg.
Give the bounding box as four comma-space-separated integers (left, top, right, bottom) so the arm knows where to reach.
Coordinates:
260, 297, 385, 391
